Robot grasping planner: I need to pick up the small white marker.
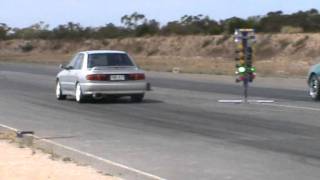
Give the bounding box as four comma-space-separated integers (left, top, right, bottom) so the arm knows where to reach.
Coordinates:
218, 99, 275, 103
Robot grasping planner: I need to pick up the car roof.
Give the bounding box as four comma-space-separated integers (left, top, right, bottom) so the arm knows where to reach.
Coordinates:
81, 50, 127, 54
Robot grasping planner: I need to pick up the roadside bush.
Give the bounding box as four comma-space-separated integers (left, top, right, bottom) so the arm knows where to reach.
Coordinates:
133, 45, 144, 53
216, 35, 230, 45
281, 26, 304, 34
293, 35, 309, 48
202, 39, 212, 48
20, 42, 34, 52
50, 41, 62, 50
278, 39, 291, 49
1, 9, 320, 40
102, 39, 110, 46
147, 48, 159, 56
0, 23, 10, 40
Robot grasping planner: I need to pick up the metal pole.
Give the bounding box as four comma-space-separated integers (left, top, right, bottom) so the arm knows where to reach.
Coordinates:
244, 76, 248, 102
242, 31, 248, 103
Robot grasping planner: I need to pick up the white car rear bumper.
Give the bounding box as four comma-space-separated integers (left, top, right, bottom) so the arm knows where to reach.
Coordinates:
80, 81, 147, 95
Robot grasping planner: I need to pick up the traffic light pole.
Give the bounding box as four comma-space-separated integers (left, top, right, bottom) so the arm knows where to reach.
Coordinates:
218, 29, 275, 104
244, 77, 248, 102
242, 31, 249, 102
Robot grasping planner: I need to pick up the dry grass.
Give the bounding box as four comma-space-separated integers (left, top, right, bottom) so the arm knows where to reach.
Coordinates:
255, 58, 312, 77
1, 34, 320, 77
135, 56, 313, 77
0, 130, 119, 179
0, 53, 72, 64
0, 131, 16, 141
0, 53, 313, 77
135, 56, 234, 75
0, 141, 118, 180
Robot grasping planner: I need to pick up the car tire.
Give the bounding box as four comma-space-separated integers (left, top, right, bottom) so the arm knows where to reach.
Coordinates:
131, 94, 144, 103
56, 81, 66, 100
309, 75, 320, 101
75, 83, 85, 103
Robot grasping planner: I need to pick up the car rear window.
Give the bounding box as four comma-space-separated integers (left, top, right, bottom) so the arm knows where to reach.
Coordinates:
87, 53, 134, 68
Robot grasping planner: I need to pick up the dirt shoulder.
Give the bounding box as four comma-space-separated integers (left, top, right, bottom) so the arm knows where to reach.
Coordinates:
0, 140, 120, 180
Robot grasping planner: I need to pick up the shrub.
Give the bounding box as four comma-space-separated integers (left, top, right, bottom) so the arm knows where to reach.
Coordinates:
278, 39, 290, 49
202, 39, 212, 48
216, 35, 230, 45
102, 39, 110, 46
133, 44, 144, 53
293, 35, 309, 48
20, 42, 34, 52
281, 26, 304, 34
147, 48, 159, 56
50, 41, 62, 50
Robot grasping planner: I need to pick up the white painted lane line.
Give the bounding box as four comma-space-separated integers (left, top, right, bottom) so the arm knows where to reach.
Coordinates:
218, 100, 243, 103
0, 124, 19, 131
259, 103, 320, 112
250, 100, 275, 103
0, 123, 166, 180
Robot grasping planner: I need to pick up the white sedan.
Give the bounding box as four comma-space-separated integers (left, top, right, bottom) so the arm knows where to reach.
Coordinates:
56, 50, 148, 103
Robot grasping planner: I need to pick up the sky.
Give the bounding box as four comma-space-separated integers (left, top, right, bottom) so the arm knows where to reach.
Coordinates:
0, 0, 319, 28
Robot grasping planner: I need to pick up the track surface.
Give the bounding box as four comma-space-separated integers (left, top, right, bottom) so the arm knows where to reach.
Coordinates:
1, 62, 320, 180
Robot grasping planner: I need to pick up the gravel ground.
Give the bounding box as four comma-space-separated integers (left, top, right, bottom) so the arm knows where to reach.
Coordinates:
0, 140, 120, 180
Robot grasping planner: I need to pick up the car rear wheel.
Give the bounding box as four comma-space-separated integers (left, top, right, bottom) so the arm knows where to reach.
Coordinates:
56, 81, 66, 100
309, 75, 320, 101
131, 94, 144, 103
75, 83, 85, 103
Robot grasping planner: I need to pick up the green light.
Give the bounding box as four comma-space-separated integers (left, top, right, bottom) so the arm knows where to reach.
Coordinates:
250, 67, 256, 72
238, 67, 246, 73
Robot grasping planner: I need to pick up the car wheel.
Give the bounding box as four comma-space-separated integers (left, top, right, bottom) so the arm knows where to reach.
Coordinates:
75, 83, 85, 103
309, 75, 320, 101
131, 94, 144, 103
56, 81, 66, 100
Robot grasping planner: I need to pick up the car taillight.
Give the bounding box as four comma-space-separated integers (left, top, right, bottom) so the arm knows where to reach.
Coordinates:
86, 74, 109, 81
128, 73, 145, 80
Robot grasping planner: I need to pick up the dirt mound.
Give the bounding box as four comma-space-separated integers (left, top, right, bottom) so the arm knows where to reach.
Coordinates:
0, 34, 319, 76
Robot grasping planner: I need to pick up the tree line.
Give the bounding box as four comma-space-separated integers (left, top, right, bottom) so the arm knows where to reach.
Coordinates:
0, 9, 319, 40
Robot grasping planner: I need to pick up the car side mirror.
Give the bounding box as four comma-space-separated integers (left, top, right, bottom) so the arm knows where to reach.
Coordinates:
59, 64, 65, 69
60, 64, 73, 70
66, 66, 74, 70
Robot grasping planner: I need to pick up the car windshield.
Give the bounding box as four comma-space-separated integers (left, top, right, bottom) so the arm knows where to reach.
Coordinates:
87, 53, 134, 68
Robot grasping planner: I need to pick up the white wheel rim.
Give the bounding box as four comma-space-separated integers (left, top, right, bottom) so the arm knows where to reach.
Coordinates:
310, 78, 319, 98
76, 84, 81, 102
56, 83, 61, 98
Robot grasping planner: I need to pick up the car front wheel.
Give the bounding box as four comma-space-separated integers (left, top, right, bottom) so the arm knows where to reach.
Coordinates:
309, 75, 320, 101
56, 81, 66, 100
